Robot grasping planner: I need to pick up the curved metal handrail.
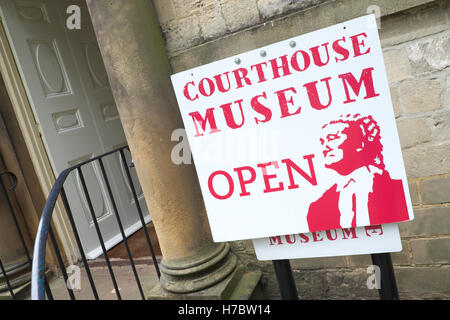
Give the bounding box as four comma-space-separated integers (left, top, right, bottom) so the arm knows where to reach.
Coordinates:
31, 168, 72, 300
31, 146, 160, 300
0, 171, 18, 190
0, 171, 20, 299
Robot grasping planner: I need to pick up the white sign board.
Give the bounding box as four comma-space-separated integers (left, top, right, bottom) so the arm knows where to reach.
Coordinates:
171, 15, 414, 242
252, 224, 401, 260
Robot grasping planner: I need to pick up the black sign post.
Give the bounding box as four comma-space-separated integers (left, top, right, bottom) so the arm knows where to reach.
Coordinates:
371, 253, 399, 300
272, 253, 398, 300
272, 259, 299, 300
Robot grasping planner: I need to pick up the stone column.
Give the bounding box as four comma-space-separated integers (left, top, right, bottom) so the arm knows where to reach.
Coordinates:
85, 0, 253, 297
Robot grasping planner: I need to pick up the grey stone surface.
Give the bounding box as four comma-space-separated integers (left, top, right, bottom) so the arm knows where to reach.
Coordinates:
399, 78, 442, 114
379, 0, 448, 47
47, 264, 160, 300
171, 0, 203, 18
163, 16, 202, 53
153, 0, 176, 24
397, 117, 432, 148
221, 0, 260, 33
408, 180, 420, 206
395, 266, 450, 297
346, 254, 372, 268
407, 31, 450, 75
399, 206, 450, 237
431, 109, 450, 143
383, 49, 411, 83
391, 240, 411, 266
318, 269, 379, 299
420, 176, 450, 204
257, 0, 328, 19
152, 0, 450, 300
390, 85, 402, 117
148, 263, 262, 300
198, 5, 228, 41
403, 142, 450, 178
447, 74, 450, 107
290, 256, 347, 269
345, 242, 410, 267
411, 238, 450, 264
169, 0, 437, 67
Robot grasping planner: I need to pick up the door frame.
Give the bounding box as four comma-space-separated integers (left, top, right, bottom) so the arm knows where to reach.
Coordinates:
0, 17, 80, 265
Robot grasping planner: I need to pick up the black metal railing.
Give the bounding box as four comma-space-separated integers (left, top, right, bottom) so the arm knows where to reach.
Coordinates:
0, 171, 54, 299
31, 146, 160, 300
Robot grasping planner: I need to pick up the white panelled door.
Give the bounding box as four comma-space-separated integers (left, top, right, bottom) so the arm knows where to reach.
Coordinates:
0, 0, 150, 259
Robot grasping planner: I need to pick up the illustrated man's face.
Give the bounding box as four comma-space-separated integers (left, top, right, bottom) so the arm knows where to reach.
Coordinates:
320, 123, 349, 167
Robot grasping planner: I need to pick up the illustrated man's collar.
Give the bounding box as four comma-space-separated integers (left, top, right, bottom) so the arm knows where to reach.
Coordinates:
336, 165, 382, 191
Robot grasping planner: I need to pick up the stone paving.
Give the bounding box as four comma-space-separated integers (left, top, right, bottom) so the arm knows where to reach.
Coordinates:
39, 260, 160, 300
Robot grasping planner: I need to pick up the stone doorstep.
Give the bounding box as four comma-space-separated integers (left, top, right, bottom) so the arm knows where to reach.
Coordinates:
0, 280, 31, 300
0, 262, 32, 300
229, 270, 263, 300
147, 264, 262, 300
42, 264, 160, 300
0, 275, 32, 300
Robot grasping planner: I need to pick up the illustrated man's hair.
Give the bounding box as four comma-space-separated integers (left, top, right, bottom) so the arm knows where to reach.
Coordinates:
322, 113, 384, 170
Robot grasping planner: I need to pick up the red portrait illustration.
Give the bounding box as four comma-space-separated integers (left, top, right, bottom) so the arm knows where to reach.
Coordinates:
307, 113, 410, 232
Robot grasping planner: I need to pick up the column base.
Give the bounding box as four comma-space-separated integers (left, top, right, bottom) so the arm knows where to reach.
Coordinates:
147, 263, 262, 300
159, 242, 237, 293
148, 242, 262, 300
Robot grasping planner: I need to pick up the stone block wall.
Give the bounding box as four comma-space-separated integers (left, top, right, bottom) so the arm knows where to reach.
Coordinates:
153, 0, 329, 54
153, 0, 450, 299
385, 1, 450, 299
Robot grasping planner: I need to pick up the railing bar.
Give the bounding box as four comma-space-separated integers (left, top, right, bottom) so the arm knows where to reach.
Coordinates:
119, 149, 161, 278
1, 172, 44, 299
43, 277, 54, 300
371, 253, 399, 300
0, 258, 16, 299
98, 157, 145, 300
68, 146, 129, 171
77, 166, 122, 300
272, 259, 299, 300
32, 169, 72, 300
60, 187, 99, 300
48, 226, 76, 300
32, 146, 161, 299
0, 173, 32, 262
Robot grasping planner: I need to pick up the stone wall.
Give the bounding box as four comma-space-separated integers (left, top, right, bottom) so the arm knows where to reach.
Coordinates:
153, 0, 450, 299
153, 0, 329, 54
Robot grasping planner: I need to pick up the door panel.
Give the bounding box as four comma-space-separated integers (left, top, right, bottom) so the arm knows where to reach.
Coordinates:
0, 0, 150, 259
